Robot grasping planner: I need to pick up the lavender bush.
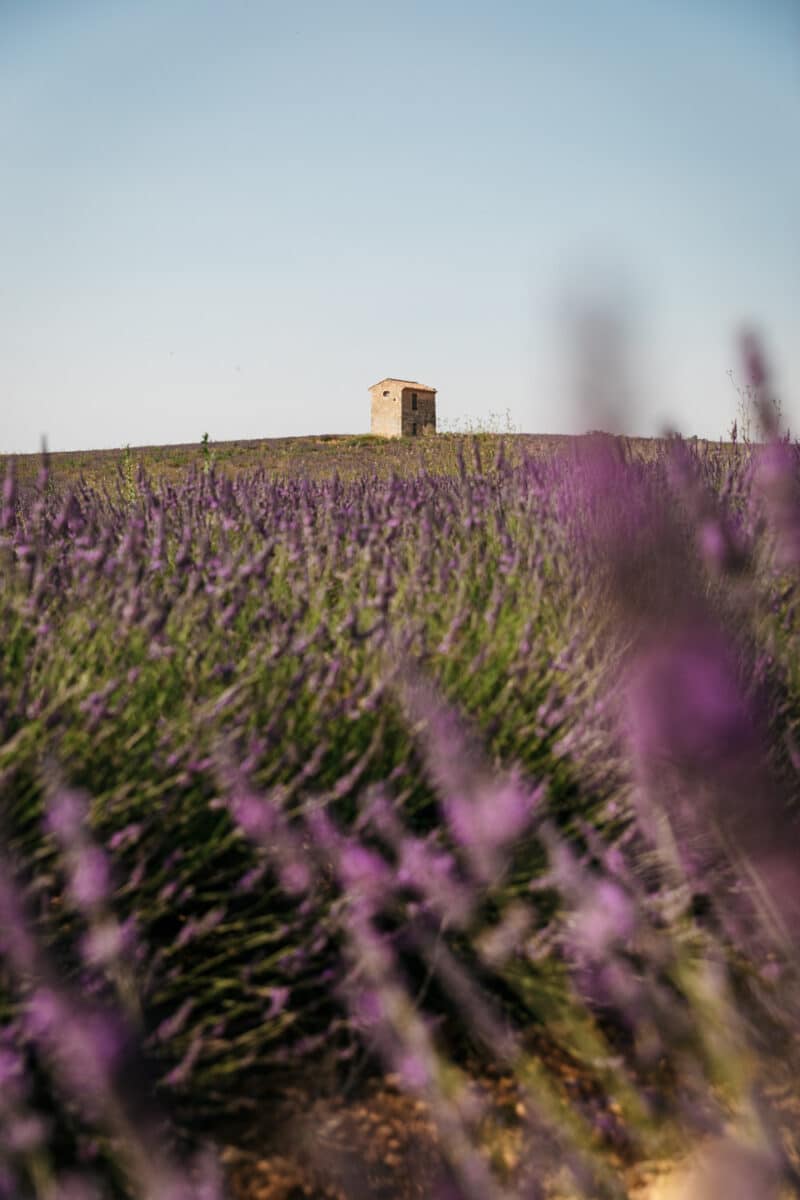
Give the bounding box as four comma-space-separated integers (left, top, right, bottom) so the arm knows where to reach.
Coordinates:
1, 358, 800, 1197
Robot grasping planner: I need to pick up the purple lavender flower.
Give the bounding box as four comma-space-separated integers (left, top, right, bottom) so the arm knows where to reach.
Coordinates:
624, 628, 756, 777
69, 845, 111, 909
403, 679, 542, 883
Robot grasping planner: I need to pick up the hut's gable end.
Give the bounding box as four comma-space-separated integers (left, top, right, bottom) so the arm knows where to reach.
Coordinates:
369, 380, 404, 438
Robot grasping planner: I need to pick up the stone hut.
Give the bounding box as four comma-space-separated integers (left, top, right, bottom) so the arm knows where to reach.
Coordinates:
369, 378, 437, 438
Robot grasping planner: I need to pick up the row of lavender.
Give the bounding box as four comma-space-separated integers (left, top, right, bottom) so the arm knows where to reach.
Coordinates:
1, 401, 799, 1195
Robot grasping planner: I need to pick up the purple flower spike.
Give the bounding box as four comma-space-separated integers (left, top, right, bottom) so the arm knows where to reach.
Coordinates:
69, 845, 111, 909
396, 1049, 433, 1092
46, 787, 86, 839
571, 880, 635, 960
266, 986, 290, 1019
404, 679, 542, 883
339, 844, 392, 895
279, 859, 312, 895
229, 791, 276, 839
625, 628, 755, 780
444, 778, 541, 884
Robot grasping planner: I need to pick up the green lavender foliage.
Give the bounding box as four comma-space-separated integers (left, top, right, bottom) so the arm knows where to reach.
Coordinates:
0, 446, 601, 1113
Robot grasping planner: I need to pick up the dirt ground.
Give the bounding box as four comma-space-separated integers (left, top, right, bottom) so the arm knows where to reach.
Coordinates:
220, 1071, 661, 1200
220, 1060, 800, 1200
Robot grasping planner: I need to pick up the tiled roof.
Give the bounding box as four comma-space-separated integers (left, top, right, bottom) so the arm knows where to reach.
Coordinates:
369, 378, 437, 392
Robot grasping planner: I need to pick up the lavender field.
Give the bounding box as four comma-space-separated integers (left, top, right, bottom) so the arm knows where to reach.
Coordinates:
2, 399, 800, 1197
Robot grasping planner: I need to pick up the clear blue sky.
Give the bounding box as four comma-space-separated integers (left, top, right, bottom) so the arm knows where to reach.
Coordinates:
2, 0, 798, 451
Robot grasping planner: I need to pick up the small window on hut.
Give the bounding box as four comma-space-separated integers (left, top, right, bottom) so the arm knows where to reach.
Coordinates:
412, 422, 417, 436
382, 390, 390, 397
411, 392, 418, 410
